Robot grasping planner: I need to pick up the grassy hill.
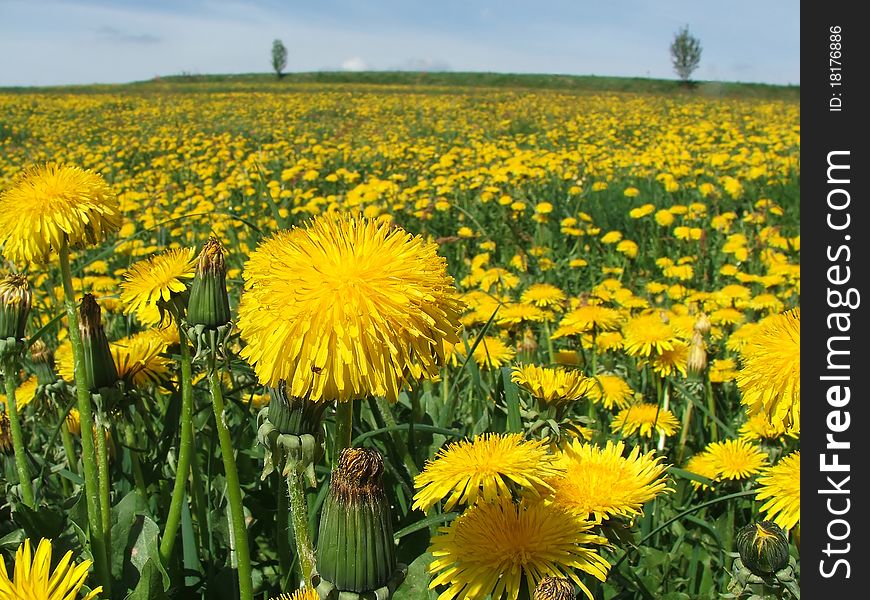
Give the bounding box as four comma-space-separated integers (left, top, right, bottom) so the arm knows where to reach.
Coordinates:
1, 71, 800, 100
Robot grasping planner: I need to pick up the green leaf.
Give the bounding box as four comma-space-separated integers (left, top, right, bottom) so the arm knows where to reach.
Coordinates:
111, 491, 152, 580
124, 557, 170, 600
392, 552, 438, 600
393, 512, 457, 541
501, 367, 522, 433
13, 502, 66, 540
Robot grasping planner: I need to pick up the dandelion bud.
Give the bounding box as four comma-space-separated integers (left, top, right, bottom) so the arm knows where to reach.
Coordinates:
693, 312, 711, 335
0, 274, 31, 356
0, 412, 13, 454
534, 577, 574, 600
187, 236, 233, 359
736, 521, 790, 576
78, 293, 119, 392
29, 340, 58, 386
686, 331, 707, 375
516, 326, 538, 356
315, 448, 406, 596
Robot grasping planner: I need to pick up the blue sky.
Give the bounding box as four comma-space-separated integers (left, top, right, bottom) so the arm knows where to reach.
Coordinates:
0, 0, 800, 87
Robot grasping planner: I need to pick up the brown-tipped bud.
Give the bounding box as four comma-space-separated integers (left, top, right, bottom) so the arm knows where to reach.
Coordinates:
516, 326, 538, 356
29, 339, 58, 387
316, 447, 397, 593
187, 236, 231, 329
736, 521, 790, 576
687, 331, 707, 375
693, 313, 712, 335
0, 412, 13, 454
534, 577, 574, 600
0, 274, 31, 344
78, 294, 119, 392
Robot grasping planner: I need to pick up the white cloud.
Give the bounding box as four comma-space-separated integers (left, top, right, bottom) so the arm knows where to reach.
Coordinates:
340, 56, 368, 71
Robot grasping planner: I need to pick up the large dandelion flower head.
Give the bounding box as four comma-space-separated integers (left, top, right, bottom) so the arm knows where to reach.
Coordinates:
511, 364, 594, 406
427, 498, 610, 600
0, 538, 102, 600
458, 335, 515, 370
586, 374, 635, 410
120, 248, 197, 326
610, 403, 680, 438
622, 313, 678, 357
237, 213, 463, 402
739, 409, 800, 442
703, 438, 768, 481
0, 163, 121, 265
550, 439, 671, 522
736, 308, 800, 430
755, 451, 800, 530
111, 330, 173, 387
520, 283, 566, 310
413, 433, 562, 512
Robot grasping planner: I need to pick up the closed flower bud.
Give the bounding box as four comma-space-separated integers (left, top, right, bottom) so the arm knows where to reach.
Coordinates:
315, 448, 401, 595
29, 340, 58, 386
686, 331, 707, 375
693, 313, 711, 335
188, 236, 231, 328
736, 521, 790, 576
0, 412, 12, 454
534, 577, 574, 600
0, 274, 31, 355
79, 294, 119, 392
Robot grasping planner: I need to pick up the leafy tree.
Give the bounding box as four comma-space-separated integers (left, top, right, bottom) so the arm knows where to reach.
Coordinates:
271, 39, 288, 79
670, 25, 702, 84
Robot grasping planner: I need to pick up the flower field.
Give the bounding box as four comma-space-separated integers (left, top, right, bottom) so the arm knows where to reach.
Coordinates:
0, 80, 800, 600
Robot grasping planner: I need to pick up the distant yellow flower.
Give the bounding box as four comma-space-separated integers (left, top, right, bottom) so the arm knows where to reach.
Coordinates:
520, 283, 566, 309
611, 403, 680, 438
459, 335, 515, 370
600, 231, 622, 244
413, 433, 562, 512
756, 451, 800, 530
622, 313, 677, 357
704, 439, 768, 481
739, 410, 799, 441
586, 374, 634, 410
427, 498, 610, 600
552, 304, 622, 338
684, 453, 718, 490
550, 439, 671, 522
511, 364, 594, 406
237, 214, 463, 402
629, 203, 654, 218
0, 377, 38, 411
0, 538, 102, 600
736, 309, 800, 429
616, 239, 638, 258
496, 303, 546, 327
0, 163, 121, 264
654, 209, 675, 227
120, 248, 197, 326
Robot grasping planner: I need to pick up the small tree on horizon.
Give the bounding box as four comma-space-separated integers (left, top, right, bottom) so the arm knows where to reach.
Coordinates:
670, 25, 702, 85
271, 39, 288, 78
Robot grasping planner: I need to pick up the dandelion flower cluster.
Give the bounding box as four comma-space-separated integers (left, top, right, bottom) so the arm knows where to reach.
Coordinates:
237, 213, 463, 401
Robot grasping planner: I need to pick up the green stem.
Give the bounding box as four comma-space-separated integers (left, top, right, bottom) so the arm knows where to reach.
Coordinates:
676, 396, 694, 464
159, 314, 195, 567
705, 373, 718, 442
286, 463, 316, 587
2, 364, 34, 506
657, 377, 670, 452
124, 421, 147, 498
542, 319, 555, 366
276, 469, 292, 584
59, 240, 110, 595
189, 432, 212, 558
333, 400, 354, 467
94, 410, 112, 562
375, 396, 419, 478
208, 355, 253, 600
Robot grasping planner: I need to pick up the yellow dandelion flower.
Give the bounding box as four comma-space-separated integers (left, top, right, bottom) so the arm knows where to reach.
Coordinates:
520, 283, 566, 309
629, 203, 654, 218
708, 358, 737, 383
736, 309, 800, 429
610, 403, 680, 438
756, 451, 800, 530
511, 364, 594, 406
649, 340, 689, 378
739, 410, 799, 441
684, 453, 718, 490
237, 214, 463, 402
458, 335, 515, 370
111, 330, 172, 387
270, 589, 319, 600
622, 313, 677, 357
120, 248, 197, 326
552, 304, 622, 338
550, 439, 671, 522
710, 307, 744, 326
600, 231, 622, 245
587, 374, 634, 410
0, 538, 102, 600
704, 439, 768, 481
427, 498, 610, 600
66, 408, 81, 435
0, 376, 38, 411
496, 303, 546, 327
413, 433, 562, 512
0, 163, 121, 265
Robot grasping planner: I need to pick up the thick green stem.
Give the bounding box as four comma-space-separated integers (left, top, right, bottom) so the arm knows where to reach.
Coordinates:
657, 377, 670, 452
676, 397, 694, 464
276, 469, 292, 583
3, 365, 34, 506
208, 356, 253, 600
159, 315, 195, 567
94, 410, 112, 562
333, 400, 354, 468
542, 319, 555, 366
189, 432, 212, 557
375, 396, 419, 478
286, 463, 316, 587
705, 374, 718, 442
59, 240, 110, 595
